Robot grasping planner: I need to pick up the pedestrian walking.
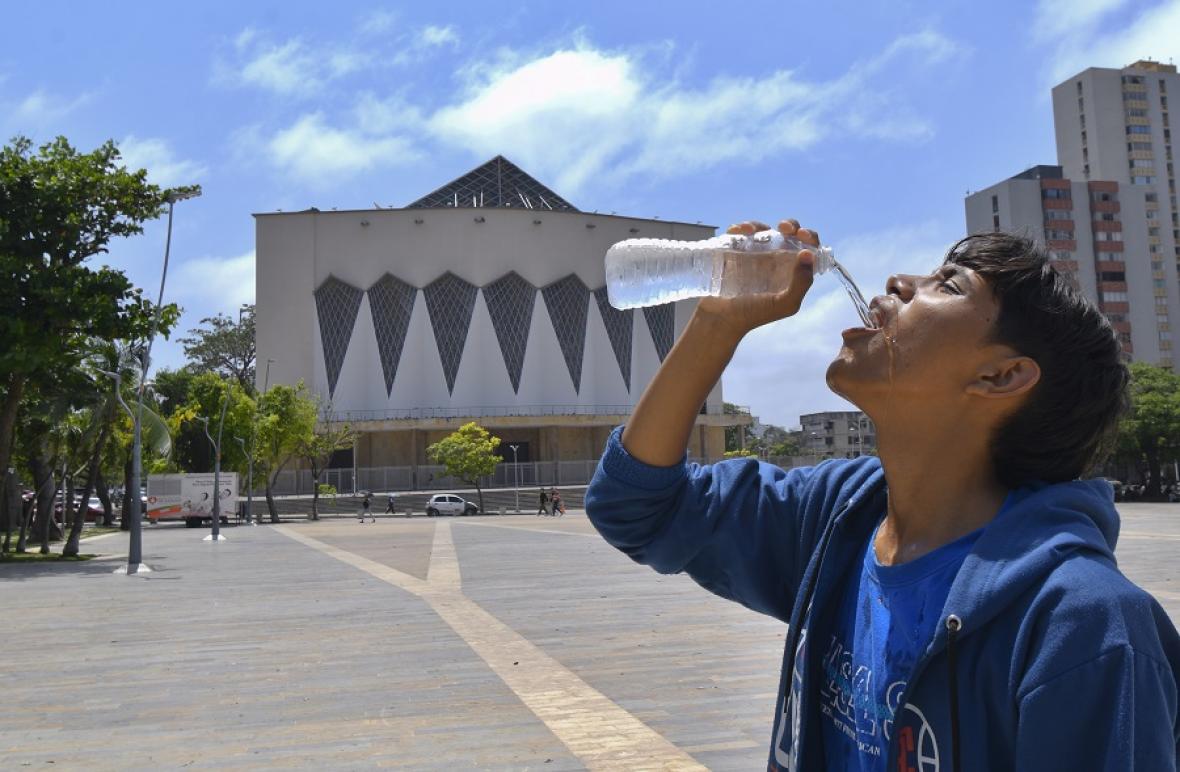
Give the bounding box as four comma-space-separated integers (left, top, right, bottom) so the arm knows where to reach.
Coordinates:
537, 487, 549, 516
362, 493, 374, 523
385, 493, 396, 515
552, 490, 565, 516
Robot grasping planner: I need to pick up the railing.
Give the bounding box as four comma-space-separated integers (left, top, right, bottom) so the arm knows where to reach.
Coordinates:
259, 450, 831, 498
331, 403, 750, 422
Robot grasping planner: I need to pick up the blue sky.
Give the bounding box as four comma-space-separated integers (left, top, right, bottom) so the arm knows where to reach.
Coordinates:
3, 0, 1178, 428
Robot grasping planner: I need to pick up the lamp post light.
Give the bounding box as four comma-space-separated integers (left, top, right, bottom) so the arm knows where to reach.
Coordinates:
508, 444, 519, 513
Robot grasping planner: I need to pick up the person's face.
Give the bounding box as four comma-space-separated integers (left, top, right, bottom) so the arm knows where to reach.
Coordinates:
826, 263, 1018, 420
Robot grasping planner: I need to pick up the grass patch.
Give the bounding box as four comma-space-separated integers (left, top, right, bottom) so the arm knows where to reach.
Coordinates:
0, 551, 95, 562
81, 526, 120, 540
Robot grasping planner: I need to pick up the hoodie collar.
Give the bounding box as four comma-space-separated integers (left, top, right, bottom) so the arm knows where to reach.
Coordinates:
935, 478, 1119, 643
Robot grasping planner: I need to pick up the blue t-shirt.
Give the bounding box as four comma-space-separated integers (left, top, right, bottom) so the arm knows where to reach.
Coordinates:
819, 521, 983, 771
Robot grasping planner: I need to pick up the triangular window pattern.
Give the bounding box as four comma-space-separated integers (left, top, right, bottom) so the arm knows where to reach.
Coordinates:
643, 304, 675, 362
367, 274, 417, 397
482, 272, 537, 394
314, 277, 364, 397
542, 274, 590, 393
407, 155, 577, 212
593, 286, 633, 391
423, 272, 478, 394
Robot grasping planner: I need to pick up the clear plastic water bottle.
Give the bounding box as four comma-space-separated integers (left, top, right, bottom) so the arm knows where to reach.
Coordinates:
605, 229, 876, 327
604, 230, 835, 308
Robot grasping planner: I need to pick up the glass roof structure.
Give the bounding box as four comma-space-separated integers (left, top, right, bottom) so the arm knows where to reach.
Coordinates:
407, 155, 578, 212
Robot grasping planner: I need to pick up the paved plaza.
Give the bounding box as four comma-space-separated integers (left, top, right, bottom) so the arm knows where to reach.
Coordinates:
3, 503, 1180, 770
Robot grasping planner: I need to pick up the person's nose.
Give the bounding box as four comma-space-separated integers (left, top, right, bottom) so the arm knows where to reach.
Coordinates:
885, 274, 917, 302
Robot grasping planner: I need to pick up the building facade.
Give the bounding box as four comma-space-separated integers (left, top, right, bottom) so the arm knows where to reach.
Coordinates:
1052, 60, 1179, 367
799, 411, 876, 459
965, 60, 1180, 368
254, 156, 747, 472
964, 165, 1164, 359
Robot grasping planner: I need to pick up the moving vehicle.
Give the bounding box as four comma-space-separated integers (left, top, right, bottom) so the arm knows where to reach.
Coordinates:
425, 494, 478, 517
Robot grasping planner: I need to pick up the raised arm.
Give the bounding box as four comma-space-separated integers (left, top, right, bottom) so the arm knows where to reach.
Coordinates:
621, 219, 819, 465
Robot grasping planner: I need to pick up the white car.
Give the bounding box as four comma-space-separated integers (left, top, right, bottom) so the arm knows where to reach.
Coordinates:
425, 494, 478, 517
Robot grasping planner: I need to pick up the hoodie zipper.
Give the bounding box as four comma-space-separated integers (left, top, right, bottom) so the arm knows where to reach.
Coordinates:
946, 614, 962, 772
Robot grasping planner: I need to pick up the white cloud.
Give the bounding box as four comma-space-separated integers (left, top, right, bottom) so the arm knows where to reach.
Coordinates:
360, 9, 398, 35
266, 112, 420, 181
420, 25, 458, 47
1032, 0, 1130, 41
118, 136, 207, 188
428, 32, 959, 194
1037, 0, 1180, 83
238, 38, 321, 96
8, 88, 92, 126
173, 250, 256, 315
722, 220, 955, 428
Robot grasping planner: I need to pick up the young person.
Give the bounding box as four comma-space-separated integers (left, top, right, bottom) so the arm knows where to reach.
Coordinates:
585, 220, 1180, 770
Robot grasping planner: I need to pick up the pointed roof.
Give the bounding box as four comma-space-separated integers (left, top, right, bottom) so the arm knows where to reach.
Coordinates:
407, 155, 578, 212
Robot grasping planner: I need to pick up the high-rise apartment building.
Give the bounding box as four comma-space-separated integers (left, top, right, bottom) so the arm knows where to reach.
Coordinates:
965, 60, 1180, 368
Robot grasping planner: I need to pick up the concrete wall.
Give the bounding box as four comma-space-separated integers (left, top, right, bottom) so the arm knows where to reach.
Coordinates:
255, 207, 719, 415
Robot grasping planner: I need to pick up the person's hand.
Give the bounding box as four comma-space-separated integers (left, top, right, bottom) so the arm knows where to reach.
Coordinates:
694, 218, 818, 341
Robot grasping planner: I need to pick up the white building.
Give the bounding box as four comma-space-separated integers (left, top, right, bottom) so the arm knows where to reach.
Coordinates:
255, 156, 747, 475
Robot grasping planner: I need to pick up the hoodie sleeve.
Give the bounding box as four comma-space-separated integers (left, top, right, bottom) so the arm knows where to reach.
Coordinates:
583, 427, 823, 623
1015, 645, 1179, 771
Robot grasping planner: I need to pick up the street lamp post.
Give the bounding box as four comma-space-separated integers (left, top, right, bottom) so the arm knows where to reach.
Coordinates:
247, 358, 274, 526
119, 186, 202, 573
235, 436, 250, 526
508, 444, 519, 513
199, 385, 231, 542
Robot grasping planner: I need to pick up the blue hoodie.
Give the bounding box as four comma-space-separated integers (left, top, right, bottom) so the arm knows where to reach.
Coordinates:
585, 428, 1180, 771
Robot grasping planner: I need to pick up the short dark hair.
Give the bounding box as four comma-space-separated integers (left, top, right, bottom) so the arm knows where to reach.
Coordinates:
945, 232, 1129, 487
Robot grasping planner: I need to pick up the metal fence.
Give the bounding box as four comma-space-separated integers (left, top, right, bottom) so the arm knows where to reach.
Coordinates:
260, 453, 834, 497
264, 460, 605, 496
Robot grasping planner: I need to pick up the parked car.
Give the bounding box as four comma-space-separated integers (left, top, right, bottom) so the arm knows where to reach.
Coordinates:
425, 494, 478, 517
53, 498, 105, 522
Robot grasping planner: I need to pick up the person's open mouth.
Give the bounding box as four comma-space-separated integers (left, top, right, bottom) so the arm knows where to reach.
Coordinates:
841, 303, 887, 338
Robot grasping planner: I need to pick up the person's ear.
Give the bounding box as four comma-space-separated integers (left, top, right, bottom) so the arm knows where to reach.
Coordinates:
965, 354, 1041, 399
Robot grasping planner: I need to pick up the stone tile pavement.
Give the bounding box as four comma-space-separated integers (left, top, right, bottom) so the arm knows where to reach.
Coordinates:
1, 503, 1177, 770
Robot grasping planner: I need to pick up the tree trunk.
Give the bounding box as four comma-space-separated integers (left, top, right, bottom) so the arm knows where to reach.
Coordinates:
309, 466, 320, 520
1145, 446, 1163, 500
96, 470, 114, 526
64, 426, 110, 557
264, 482, 277, 523
28, 455, 56, 553
0, 375, 27, 514
121, 452, 134, 531
474, 481, 484, 515
264, 459, 290, 523
16, 495, 32, 553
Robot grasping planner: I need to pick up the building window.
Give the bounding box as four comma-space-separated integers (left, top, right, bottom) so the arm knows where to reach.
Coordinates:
1129, 141, 1153, 151
1131, 158, 1155, 168
1100, 271, 1126, 282
1042, 187, 1071, 200
1127, 125, 1151, 134
991, 194, 998, 213
1132, 176, 1157, 184
993, 214, 1000, 231
1095, 212, 1117, 221
1146, 192, 1159, 202
1091, 190, 1118, 203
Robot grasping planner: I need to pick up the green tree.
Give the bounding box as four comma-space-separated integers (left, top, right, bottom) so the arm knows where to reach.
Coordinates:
256, 382, 317, 522
1118, 363, 1180, 499
178, 307, 257, 393
168, 372, 254, 475
0, 135, 195, 518
426, 422, 500, 514
297, 405, 355, 521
